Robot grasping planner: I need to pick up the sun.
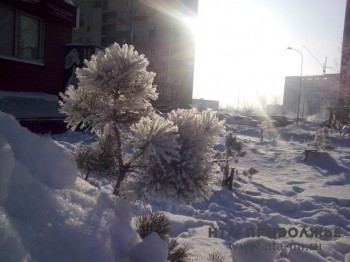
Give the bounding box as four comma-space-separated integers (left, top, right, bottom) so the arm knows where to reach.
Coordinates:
182, 16, 199, 37
192, 1, 290, 107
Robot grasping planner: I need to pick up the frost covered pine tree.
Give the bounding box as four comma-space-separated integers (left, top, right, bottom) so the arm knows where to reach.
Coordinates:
60, 43, 171, 195
126, 108, 225, 204
60, 43, 224, 203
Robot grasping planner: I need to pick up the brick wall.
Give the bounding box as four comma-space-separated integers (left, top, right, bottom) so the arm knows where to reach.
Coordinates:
0, 20, 72, 95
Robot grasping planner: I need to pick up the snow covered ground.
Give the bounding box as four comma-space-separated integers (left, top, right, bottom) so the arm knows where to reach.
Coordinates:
0, 112, 167, 262
145, 123, 350, 262
1, 111, 350, 261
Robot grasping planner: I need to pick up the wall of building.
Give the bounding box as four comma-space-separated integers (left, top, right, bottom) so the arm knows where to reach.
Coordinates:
341, 0, 350, 86
283, 74, 339, 117
0, 0, 76, 95
192, 98, 219, 111
72, 0, 198, 110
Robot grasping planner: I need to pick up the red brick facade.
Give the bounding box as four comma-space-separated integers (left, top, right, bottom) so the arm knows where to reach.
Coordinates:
0, 0, 76, 95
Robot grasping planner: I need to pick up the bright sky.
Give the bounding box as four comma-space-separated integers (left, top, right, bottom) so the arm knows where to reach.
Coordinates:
192, 0, 347, 109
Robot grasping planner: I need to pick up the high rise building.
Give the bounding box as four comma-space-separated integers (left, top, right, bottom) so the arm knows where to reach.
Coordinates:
72, 0, 198, 110
341, 0, 350, 85
282, 74, 339, 118
334, 0, 350, 123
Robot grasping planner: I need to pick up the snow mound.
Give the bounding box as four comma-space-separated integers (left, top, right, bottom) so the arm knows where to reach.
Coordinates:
0, 112, 76, 189
0, 112, 167, 262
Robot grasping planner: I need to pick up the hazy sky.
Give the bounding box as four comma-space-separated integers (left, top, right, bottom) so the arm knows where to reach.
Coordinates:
192, 0, 347, 108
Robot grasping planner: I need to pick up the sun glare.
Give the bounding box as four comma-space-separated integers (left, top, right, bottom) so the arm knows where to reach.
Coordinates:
182, 17, 199, 36
193, 1, 290, 108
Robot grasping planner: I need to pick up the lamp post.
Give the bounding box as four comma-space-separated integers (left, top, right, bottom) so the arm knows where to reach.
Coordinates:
287, 47, 303, 125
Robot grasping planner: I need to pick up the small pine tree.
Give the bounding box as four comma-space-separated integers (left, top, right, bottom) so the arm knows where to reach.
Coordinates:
308, 127, 335, 150
133, 212, 191, 262
60, 44, 159, 195
222, 132, 257, 190
167, 238, 191, 262
259, 120, 269, 142
60, 43, 224, 203
133, 212, 171, 240
223, 132, 244, 187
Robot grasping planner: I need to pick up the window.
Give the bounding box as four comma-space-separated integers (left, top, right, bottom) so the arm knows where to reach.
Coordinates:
0, 4, 43, 61
0, 4, 15, 56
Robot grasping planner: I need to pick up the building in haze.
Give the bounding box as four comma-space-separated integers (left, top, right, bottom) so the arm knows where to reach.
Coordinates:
328, 0, 350, 123
192, 98, 219, 111
72, 0, 198, 111
340, 0, 350, 91
282, 74, 339, 118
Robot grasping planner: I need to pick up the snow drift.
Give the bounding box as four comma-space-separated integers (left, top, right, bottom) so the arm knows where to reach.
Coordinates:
0, 111, 167, 262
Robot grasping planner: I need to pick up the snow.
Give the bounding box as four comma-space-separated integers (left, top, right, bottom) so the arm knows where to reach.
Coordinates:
1, 110, 350, 261
0, 111, 167, 262
149, 121, 349, 261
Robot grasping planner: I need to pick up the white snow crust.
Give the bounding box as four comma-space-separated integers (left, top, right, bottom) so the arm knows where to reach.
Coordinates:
0, 111, 167, 262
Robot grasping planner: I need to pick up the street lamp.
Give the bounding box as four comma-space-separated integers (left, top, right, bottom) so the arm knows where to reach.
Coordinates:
287, 47, 303, 125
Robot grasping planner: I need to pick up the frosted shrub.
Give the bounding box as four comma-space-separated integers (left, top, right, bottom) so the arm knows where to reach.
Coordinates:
308, 127, 335, 150
167, 238, 191, 262
127, 108, 225, 204
259, 121, 269, 142
225, 132, 246, 162
60, 43, 224, 203
222, 132, 257, 190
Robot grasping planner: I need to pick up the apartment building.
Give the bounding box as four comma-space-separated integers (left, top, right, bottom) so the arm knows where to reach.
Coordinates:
72, 0, 198, 110
283, 74, 339, 117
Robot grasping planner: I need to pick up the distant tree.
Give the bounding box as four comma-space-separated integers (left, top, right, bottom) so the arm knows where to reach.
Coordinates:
258, 95, 267, 110
60, 43, 224, 203
272, 95, 281, 105
242, 96, 255, 115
